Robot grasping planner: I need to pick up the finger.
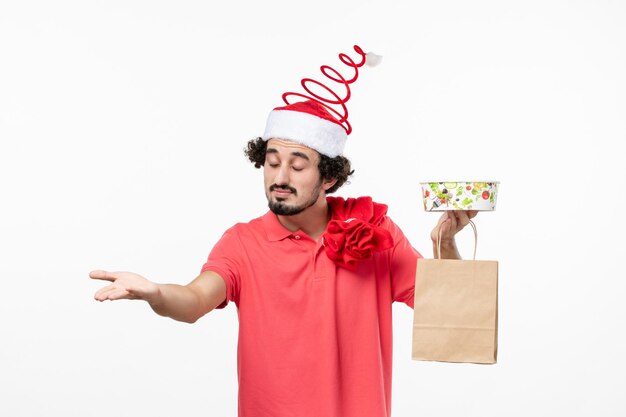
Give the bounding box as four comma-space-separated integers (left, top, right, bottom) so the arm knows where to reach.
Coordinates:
437, 216, 454, 241
431, 212, 450, 241
467, 210, 478, 219
105, 288, 133, 301
89, 270, 118, 282
455, 211, 470, 229
94, 285, 119, 301
446, 211, 458, 232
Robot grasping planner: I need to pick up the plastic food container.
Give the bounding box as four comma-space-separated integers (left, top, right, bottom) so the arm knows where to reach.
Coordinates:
420, 181, 499, 211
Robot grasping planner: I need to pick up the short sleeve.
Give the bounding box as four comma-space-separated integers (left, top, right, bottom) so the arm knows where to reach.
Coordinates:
200, 229, 243, 309
383, 217, 423, 308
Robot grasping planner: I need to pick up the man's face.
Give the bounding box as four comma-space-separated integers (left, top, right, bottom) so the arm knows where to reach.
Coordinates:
264, 139, 330, 216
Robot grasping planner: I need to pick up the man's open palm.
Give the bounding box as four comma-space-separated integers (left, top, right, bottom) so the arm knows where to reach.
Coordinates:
90, 270, 159, 303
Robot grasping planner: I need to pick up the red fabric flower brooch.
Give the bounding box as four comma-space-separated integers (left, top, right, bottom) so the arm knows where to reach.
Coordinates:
323, 196, 394, 269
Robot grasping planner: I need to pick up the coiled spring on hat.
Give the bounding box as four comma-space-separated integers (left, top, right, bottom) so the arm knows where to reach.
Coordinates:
281, 45, 368, 135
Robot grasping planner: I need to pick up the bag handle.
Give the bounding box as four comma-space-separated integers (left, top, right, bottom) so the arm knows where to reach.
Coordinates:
436, 218, 478, 260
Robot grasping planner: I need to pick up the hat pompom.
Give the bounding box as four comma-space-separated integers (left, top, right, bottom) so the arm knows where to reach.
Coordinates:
365, 52, 383, 67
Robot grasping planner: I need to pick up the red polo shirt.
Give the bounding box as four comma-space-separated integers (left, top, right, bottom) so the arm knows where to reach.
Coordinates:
201, 206, 421, 417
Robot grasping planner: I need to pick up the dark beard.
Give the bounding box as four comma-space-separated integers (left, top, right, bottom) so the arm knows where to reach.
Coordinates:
267, 182, 322, 216
268, 200, 311, 215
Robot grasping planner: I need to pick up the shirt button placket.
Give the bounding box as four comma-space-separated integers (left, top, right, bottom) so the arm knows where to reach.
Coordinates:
312, 239, 327, 281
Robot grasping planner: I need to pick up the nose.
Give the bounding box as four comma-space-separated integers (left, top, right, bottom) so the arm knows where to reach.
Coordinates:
273, 163, 290, 186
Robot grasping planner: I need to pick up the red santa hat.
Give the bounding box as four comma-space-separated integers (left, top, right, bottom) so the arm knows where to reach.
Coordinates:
262, 45, 382, 158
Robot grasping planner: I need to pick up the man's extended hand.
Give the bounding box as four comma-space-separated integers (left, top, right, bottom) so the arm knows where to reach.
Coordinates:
430, 210, 478, 259
90, 270, 160, 303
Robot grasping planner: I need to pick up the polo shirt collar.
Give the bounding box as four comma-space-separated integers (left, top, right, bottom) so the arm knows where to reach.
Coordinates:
262, 211, 296, 242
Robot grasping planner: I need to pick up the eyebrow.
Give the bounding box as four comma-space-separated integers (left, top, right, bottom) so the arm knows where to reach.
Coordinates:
266, 148, 310, 161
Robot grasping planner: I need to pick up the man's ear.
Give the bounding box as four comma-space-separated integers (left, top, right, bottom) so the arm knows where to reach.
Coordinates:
322, 178, 338, 191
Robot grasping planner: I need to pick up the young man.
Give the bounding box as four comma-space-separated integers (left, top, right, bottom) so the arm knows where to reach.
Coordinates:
91, 47, 477, 417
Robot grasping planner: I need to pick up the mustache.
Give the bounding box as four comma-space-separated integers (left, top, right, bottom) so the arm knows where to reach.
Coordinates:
270, 184, 297, 195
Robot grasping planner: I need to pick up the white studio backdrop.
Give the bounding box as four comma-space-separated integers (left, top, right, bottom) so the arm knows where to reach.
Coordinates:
1, 0, 625, 416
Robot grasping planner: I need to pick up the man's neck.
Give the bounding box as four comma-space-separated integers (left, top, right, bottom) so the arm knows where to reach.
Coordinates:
276, 197, 330, 241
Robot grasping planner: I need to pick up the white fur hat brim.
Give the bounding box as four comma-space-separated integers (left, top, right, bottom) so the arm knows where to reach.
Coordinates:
262, 109, 347, 158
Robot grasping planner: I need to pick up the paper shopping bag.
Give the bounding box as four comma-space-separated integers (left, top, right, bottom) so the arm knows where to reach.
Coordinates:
412, 221, 498, 364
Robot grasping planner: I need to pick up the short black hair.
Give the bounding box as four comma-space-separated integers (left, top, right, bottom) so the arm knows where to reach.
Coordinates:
244, 137, 354, 194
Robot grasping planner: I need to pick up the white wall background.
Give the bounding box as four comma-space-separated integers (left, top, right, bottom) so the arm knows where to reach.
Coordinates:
1, 0, 625, 416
